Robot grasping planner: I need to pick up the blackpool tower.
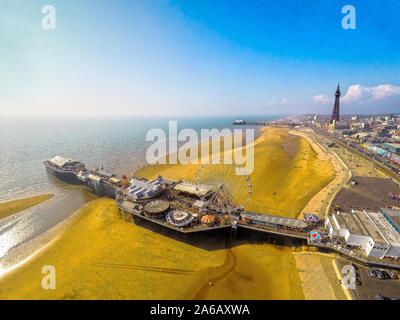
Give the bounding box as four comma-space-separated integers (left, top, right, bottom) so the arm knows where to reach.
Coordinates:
330, 83, 340, 124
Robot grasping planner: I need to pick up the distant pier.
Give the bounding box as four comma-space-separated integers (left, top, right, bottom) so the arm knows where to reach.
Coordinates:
233, 119, 297, 127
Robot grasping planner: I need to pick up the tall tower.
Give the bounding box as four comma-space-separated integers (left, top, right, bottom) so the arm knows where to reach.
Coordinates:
330, 83, 340, 124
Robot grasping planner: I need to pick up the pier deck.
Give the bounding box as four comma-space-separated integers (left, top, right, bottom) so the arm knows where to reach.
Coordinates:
45, 156, 400, 271
237, 221, 308, 240
118, 200, 231, 234
118, 199, 309, 238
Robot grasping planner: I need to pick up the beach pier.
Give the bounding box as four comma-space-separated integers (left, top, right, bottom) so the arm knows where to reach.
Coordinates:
230, 220, 238, 240
44, 153, 400, 271
45, 155, 122, 198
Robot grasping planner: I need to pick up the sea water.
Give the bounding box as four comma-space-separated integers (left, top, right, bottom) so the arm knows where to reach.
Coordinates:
0, 115, 280, 271
0, 115, 280, 202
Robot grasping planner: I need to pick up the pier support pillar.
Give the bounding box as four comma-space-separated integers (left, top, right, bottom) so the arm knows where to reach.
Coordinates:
124, 211, 130, 221
230, 228, 237, 240
133, 215, 140, 225
231, 220, 238, 240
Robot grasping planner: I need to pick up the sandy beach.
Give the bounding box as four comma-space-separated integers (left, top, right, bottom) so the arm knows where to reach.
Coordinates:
290, 129, 351, 219
0, 127, 345, 299
0, 194, 54, 220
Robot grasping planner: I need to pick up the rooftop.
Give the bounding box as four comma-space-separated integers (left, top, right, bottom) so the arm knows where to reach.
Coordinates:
383, 142, 400, 148
380, 208, 400, 230
351, 132, 370, 139
335, 212, 367, 236
353, 210, 387, 243
173, 180, 212, 197
109, 177, 121, 184
144, 200, 170, 213
127, 178, 163, 199
365, 210, 400, 246
48, 155, 81, 168
120, 200, 138, 211
94, 168, 115, 179
241, 211, 308, 229
88, 173, 102, 182
332, 211, 387, 243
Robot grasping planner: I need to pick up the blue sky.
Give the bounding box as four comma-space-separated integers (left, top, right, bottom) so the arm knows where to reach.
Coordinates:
1, 0, 400, 116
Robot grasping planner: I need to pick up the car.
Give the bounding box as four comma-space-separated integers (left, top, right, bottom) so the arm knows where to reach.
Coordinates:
381, 271, 390, 279
376, 293, 385, 300
376, 293, 391, 300
368, 267, 377, 277
376, 270, 385, 279
356, 279, 362, 286
388, 270, 398, 279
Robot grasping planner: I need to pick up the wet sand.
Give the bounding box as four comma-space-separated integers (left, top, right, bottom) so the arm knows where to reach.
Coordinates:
0, 194, 54, 220
0, 127, 336, 299
0, 181, 97, 276
293, 252, 349, 300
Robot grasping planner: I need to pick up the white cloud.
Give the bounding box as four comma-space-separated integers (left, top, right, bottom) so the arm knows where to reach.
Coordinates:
266, 98, 289, 106
369, 84, 400, 100
342, 84, 400, 104
341, 84, 365, 104
311, 94, 329, 104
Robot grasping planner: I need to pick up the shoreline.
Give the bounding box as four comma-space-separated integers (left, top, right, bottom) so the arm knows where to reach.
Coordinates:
0, 126, 339, 299
0, 124, 261, 278
0, 194, 54, 221
0, 185, 97, 277
0, 199, 97, 278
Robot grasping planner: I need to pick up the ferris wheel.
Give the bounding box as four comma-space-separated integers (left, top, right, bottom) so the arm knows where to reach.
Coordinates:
195, 162, 252, 213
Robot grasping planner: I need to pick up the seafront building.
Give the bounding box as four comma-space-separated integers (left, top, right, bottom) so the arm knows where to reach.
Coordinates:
382, 143, 400, 154
173, 180, 212, 198
325, 210, 400, 259
381, 208, 400, 236
240, 212, 308, 230
126, 178, 164, 199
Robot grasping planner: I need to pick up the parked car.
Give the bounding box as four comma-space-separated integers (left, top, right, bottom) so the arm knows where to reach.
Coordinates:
368, 267, 377, 277
381, 271, 390, 279
376, 293, 385, 300
388, 270, 398, 279
376, 293, 390, 300
376, 270, 385, 279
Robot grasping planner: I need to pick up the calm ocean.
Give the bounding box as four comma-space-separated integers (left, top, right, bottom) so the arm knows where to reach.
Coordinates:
0, 115, 280, 202
0, 115, 281, 271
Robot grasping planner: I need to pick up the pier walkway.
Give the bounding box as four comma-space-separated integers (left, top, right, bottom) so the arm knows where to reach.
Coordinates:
117, 198, 309, 239
118, 198, 400, 270
117, 199, 231, 234
308, 240, 400, 271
